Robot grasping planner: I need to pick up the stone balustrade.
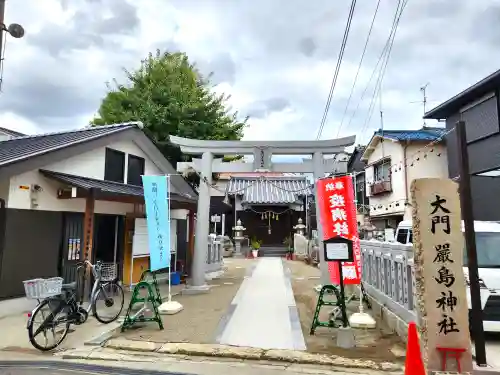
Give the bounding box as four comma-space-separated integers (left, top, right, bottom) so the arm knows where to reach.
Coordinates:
206, 235, 224, 274
360, 239, 417, 338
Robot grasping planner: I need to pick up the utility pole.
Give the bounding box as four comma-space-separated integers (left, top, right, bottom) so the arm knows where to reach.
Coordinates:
456, 120, 487, 366
0, 0, 6, 61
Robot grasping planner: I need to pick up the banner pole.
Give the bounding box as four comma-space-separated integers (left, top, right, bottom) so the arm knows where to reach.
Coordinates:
167, 174, 172, 303
157, 173, 183, 315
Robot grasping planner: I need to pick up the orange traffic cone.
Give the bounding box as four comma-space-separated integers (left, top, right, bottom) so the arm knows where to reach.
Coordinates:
405, 322, 425, 375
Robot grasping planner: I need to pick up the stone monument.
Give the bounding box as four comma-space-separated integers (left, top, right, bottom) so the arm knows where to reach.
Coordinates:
411, 178, 473, 373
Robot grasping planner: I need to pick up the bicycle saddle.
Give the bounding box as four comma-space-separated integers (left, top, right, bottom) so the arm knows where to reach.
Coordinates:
62, 282, 77, 290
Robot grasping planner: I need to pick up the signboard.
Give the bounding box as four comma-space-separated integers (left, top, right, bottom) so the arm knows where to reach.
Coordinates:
323, 237, 353, 262
411, 178, 472, 372
316, 175, 361, 285
142, 175, 171, 272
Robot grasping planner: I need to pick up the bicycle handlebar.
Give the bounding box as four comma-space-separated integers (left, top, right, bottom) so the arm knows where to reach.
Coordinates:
75, 260, 102, 268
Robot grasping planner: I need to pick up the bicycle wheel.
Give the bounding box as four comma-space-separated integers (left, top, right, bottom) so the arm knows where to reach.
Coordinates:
28, 298, 71, 351
92, 281, 125, 324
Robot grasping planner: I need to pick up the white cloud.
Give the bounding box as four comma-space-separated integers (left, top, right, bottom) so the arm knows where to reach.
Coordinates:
1, 0, 499, 147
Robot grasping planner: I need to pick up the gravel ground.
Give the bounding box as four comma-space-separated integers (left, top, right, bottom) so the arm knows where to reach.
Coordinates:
284, 260, 406, 363
118, 258, 254, 344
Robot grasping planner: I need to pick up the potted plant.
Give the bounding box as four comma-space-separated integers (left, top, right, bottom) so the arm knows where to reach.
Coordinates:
250, 237, 262, 258
283, 235, 294, 260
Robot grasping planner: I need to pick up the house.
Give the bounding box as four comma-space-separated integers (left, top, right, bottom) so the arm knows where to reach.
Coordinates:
0, 122, 198, 300
360, 127, 448, 231
347, 146, 369, 225
424, 69, 500, 221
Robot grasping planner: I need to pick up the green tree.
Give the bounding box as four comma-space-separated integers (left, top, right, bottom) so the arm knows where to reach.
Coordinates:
91, 49, 247, 186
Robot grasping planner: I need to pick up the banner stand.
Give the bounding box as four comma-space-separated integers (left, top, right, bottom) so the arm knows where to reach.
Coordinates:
315, 174, 376, 343
157, 175, 184, 315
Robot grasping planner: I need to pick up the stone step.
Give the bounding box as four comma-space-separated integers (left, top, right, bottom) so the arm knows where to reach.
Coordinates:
259, 247, 288, 257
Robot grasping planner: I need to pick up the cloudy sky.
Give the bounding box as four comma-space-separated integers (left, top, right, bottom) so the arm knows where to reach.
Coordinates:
1, 0, 498, 144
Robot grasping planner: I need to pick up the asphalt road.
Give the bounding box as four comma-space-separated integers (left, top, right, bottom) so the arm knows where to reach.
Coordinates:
0, 361, 188, 375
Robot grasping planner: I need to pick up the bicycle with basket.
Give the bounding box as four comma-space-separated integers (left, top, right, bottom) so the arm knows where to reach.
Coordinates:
24, 260, 125, 351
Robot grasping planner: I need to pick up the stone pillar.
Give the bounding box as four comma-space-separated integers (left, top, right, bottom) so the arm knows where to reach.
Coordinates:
186, 151, 213, 293
235, 242, 242, 256
312, 151, 329, 286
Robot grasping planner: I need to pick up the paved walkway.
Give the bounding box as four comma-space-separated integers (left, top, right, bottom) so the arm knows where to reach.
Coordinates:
217, 257, 306, 350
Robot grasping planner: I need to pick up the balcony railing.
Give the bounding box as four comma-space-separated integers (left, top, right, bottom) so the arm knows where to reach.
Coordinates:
370, 180, 392, 195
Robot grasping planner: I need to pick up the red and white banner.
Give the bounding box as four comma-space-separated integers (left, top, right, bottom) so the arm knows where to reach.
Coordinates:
316, 175, 361, 285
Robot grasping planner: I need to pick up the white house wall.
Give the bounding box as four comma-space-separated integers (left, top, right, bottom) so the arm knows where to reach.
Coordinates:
47, 147, 106, 180
365, 140, 405, 217
405, 143, 448, 196
6, 138, 166, 214
365, 140, 448, 219
8, 169, 134, 214
39, 139, 163, 182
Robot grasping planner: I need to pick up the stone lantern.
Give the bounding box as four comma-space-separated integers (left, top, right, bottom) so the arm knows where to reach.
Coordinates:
232, 219, 246, 256
293, 218, 306, 236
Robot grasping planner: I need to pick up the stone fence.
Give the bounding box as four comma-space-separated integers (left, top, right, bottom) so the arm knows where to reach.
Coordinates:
206, 235, 224, 274
360, 239, 417, 339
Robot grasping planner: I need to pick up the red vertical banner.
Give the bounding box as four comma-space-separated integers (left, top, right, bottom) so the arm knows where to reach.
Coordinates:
316, 175, 361, 285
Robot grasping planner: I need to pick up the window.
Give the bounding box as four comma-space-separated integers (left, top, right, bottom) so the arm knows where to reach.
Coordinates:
104, 148, 125, 183
396, 229, 408, 244
355, 175, 365, 192
374, 159, 391, 182
127, 154, 145, 186
463, 232, 500, 268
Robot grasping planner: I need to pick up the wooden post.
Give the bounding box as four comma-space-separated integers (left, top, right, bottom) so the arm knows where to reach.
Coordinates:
411, 178, 473, 373
83, 188, 96, 261
82, 188, 96, 299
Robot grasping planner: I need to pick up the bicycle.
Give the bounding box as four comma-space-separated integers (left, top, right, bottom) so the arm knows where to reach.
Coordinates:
24, 260, 125, 351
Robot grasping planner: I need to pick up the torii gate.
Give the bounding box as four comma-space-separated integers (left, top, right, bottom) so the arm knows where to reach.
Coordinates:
169, 135, 356, 293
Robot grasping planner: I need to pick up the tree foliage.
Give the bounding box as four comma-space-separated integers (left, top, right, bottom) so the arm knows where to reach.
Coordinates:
91, 50, 247, 187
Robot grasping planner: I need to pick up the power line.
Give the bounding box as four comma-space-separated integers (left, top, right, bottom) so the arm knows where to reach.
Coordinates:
344, 0, 408, 139
360, 0, 410, 140
336, 0, 381, 138
315, 0, 357, 140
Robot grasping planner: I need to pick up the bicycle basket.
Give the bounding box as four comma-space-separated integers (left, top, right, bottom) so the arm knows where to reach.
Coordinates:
100, 263, 117, 282
23, 277, 63, 299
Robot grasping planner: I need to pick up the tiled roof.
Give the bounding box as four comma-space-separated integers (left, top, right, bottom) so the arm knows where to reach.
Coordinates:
0, 127, 26, 137
218, 172, 284, 180
226, 176, 312, 205
0, 123, 139, 167
373, 127, 446, 142
39, 169, 197, 204
374, 127, 446, 142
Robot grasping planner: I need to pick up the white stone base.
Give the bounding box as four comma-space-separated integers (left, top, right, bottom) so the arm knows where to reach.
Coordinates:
349, 312, 377, 329
336, 327, 356, 348
205, 270, 224, 280
158, 300, 184, 315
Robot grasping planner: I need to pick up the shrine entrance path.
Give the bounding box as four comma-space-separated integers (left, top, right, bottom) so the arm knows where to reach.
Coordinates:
217, 257, 306, 350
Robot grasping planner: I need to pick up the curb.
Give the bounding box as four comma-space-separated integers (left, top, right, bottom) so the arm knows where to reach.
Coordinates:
83, 288, 183, 348
78, 339, 404, 372
84, 320, 123, 347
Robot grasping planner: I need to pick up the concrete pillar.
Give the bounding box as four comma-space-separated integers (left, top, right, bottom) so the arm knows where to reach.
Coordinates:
312, 151, 329, 286
185, 151, 213, 293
